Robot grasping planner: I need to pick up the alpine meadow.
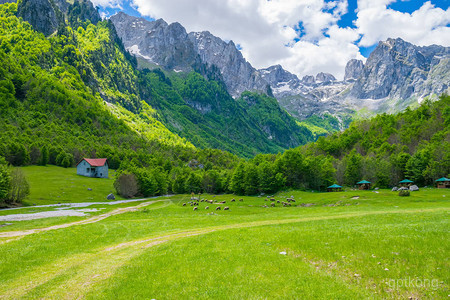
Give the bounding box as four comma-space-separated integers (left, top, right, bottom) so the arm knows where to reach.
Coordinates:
0, 0, 449, 299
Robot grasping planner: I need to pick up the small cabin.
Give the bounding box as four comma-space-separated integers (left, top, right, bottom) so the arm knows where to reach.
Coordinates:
76, 158, 108, 178
327, 184, 342, 192
435, 177, 450, 189
356, 180, 371, 190
399, 179, 413, 187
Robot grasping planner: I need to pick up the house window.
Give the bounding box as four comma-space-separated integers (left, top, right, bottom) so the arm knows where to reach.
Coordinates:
100, 173, 102, 176
86, 168, 89, 172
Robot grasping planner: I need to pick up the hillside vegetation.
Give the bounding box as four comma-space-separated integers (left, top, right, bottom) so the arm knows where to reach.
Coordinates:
0, 1, 316, 160
226, 95, 449, 194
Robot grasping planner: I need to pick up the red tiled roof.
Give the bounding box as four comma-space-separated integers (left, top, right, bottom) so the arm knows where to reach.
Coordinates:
77, 158, 108, 167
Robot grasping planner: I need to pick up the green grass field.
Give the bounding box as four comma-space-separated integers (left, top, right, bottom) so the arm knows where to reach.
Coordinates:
20, 165, 123, 205
0, 166, 448, 299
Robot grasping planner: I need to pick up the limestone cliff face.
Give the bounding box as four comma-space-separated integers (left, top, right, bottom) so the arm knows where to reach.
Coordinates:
110, 12, 200, 72
350, 38, 449, 100
188, 31, 267, 97
17, 0, 60, 36
344, 59, 364, 81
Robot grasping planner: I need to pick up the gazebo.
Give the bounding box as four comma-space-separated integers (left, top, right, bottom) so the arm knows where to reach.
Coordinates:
399, 179, 413, 187
356, 180, 371, 190
435, 177, 450, 189
327, 184, 342, 192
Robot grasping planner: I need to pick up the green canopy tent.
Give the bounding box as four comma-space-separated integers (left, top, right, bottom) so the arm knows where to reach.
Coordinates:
399, 179, 413, 187
435, 177, 450, 189
327, 184, 342, 192
356, 180, 371, 190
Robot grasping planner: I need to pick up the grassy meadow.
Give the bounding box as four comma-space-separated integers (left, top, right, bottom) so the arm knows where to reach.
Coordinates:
20, 165, 123, 205
0, 166, 448, 299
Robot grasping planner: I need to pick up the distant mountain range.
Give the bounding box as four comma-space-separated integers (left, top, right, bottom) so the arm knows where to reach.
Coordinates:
111, 12, 449, 122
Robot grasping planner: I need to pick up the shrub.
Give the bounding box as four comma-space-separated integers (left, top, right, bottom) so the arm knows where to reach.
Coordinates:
114, 172, 138, 198
0, 158, 10, 201
7, 168, 30, 204
398, 190, 410, 197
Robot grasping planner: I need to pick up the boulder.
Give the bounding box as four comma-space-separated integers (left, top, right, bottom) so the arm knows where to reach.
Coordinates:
409, 185, 419, 191
87, 188, 92, 191
391, 187, 398, 191
107, 193, 115, 200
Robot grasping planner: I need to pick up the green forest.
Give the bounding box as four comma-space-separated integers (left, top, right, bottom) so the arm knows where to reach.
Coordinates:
0, 1, 449, 203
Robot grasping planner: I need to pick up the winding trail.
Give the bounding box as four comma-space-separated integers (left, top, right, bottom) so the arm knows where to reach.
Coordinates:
0, 207, 446, 299
0, 200, 168, 239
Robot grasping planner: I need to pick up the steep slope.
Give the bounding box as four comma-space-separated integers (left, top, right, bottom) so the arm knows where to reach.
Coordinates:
110, 12, 200, 72
138, 70, 315, 157
0, 2, 197, 168
0, 1, 315, 160
111, 12, 269, 97
109, 11, 316, 156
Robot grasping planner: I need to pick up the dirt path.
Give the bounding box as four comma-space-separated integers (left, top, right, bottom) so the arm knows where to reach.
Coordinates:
0, 207, 446, 299
0, 200, 167, 239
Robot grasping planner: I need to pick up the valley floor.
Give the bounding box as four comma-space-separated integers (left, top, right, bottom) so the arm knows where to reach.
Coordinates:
0, 187, 448, 299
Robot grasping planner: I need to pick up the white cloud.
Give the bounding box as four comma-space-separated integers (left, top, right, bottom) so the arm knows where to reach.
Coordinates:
91, 0, 122, 9
96, 0, 450, 80
356, 1, 450, 47
280, 27, 364, 79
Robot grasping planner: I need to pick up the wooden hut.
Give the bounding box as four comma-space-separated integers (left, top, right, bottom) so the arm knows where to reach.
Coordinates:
327, 184, 342, 192
356, 180, 371, 190
435, 177, 450, 189
399, 179, 413, 187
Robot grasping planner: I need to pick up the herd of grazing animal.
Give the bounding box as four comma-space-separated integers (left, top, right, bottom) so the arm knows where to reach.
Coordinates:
183, 196, 299, 211
182, 198, 243, 212
263, 196, 296, 207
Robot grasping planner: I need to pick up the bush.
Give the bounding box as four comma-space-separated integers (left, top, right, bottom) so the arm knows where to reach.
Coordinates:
398, 190, 410, 197
7, 168, 30, 204
0, 158, 10, 201
114, 173, 138, 198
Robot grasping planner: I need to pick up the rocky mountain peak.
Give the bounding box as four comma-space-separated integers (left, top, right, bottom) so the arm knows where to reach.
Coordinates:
344, 59, 364, 81
315, 72, 336, 83
301, 75, 315, 85
110, 13, 199, 72
350, 37, 449, 101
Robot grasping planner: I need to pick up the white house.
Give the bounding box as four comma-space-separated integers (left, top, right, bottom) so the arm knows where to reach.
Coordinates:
76, 158, 109, 178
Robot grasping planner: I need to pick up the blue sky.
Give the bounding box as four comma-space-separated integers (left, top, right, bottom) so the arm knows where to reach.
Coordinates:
95, 0, 450, 79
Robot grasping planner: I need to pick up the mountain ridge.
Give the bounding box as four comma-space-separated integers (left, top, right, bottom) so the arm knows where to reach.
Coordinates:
110, 12, 449, 126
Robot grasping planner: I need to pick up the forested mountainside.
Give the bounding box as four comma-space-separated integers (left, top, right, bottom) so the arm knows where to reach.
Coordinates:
0, 0, 316, 160
115, 95, 449, 197
226, 95, 450, 195
0, 1, 239, 177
